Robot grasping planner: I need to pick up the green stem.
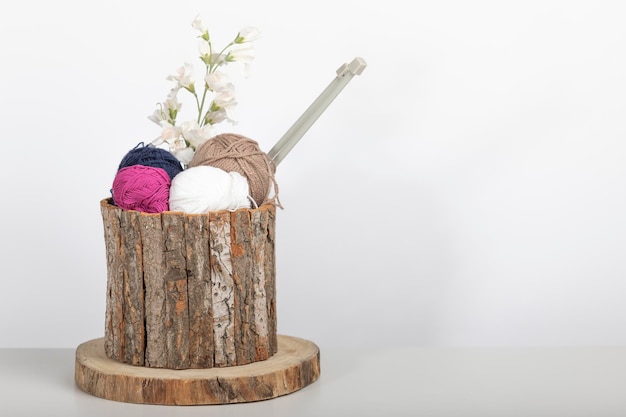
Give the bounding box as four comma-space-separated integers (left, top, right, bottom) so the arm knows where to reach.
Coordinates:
195, 36, 237, 126
195, 91, 203, 124
197, 64, 210, 125
196, 38, 218, 126
215, 41, 236, 65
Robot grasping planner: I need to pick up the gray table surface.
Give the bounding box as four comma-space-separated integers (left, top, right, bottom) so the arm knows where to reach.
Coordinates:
2, 342, 626, 416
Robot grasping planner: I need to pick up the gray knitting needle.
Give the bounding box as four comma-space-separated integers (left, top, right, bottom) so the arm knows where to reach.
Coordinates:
267, 57, 367, 166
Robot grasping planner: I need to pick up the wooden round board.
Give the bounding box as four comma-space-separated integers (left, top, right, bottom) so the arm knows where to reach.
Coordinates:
75, 334, 320, 405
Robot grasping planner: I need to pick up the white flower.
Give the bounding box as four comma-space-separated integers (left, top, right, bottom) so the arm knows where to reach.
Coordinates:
148, 107, 167, 125
166, 135, 187, 151
164, 94, 182, 112
173, 147, 195, 166
158, 121, 182, 142
180, 120, 215, 149
167, 63, 195, 91
192, 15, 207, 35
164, 94, 182, 122
205, 71, 231, 92
212, 89, 238, 122
197, 46, 228, 69
227, 45, 254, 64
198, 38, 211, 58
214, 88, 237, 108
226, 45, 255, 77
203, 108, 228, 125
148, 94, 182, 125
236, 27, 261, 43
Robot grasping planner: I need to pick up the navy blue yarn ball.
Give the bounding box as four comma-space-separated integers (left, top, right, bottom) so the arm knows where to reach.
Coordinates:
118, 143, 183, 180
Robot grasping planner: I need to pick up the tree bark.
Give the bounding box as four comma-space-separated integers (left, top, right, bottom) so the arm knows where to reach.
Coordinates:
100, 198, 277, 369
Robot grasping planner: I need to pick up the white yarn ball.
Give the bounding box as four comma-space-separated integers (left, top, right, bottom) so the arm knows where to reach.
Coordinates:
169, 165, 252, 213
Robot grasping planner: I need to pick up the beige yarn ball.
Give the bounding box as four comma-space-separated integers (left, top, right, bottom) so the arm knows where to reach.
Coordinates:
188, 133, 279, 207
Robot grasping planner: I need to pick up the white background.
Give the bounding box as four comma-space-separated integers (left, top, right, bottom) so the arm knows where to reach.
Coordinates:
1, 0, 625, 348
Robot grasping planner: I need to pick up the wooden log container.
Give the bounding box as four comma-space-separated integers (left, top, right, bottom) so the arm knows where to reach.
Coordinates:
99, 198, 278, 369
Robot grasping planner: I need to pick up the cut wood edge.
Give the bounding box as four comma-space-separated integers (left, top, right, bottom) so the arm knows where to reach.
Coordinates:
75, 334, 320, 405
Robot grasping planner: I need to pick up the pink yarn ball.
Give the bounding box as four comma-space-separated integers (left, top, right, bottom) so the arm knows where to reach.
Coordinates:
112, 165, 171, 213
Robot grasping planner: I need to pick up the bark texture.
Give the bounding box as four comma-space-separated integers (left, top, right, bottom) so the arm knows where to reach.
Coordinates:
100, 198, 277, 369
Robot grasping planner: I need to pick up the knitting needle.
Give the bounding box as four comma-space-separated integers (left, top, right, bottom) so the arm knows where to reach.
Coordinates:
267, 57, 367, 166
